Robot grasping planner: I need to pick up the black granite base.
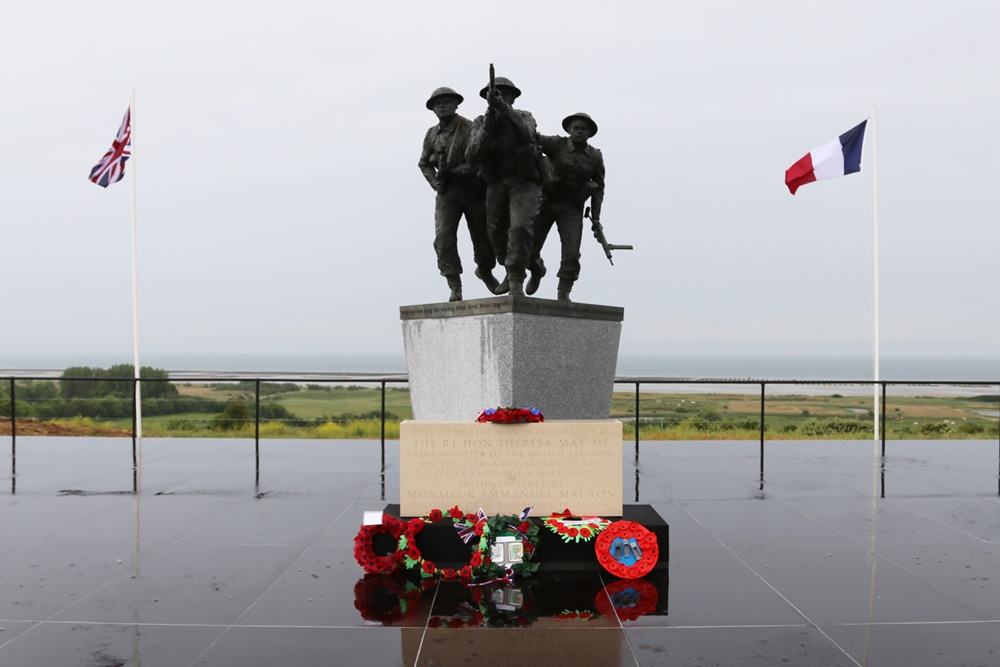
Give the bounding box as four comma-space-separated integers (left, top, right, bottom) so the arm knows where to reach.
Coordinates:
383, 504, 669, 572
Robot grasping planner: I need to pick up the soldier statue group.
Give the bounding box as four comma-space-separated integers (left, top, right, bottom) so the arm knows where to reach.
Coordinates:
418, 68, 618, 303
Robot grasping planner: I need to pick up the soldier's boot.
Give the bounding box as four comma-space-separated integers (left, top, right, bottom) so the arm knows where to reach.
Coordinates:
475, 267, 500, 293
508, 271, 526, 297
525, 266, 546, 296
556, 278, 574, 302
494, 274, 510, 295
446, 275, 462, 302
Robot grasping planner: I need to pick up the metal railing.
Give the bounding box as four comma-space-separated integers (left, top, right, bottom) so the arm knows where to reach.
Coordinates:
4, 374, 999, 497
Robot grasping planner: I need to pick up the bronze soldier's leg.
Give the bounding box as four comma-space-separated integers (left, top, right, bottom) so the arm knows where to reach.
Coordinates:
526, 205, 554, 296
461, 186, 499, 293
554, 207, 584, 282
505, 180, 542, 273
434, 194, 464, 301
485, 183, 511, 268
434, 194, 464, 277
554, 206, 584, 302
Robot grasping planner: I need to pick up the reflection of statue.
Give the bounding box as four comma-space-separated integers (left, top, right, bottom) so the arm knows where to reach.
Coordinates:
528, 113, 605, 302
419, 87, 499, 301
465, 73, 543, 297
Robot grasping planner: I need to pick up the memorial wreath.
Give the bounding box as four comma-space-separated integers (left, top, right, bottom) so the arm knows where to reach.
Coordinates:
476, 407, 544, 423
353, 514, 408, 575
543, 509, 611, 543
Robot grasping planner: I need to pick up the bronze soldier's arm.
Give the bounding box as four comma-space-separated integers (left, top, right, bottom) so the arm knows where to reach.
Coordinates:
418, 127, 440, 190
495, 102, 537, 144
589, 148, 606, 221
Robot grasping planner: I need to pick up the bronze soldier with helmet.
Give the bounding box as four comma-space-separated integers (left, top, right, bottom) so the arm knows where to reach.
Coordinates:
527, 112, 605, 301
465, 75, 543, 297
418, 86, 500, 301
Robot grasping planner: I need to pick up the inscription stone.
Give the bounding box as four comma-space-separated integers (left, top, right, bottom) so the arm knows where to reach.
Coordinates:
400, 420, 623, 516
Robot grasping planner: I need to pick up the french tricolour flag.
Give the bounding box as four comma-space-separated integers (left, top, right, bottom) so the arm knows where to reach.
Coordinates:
785, 120, 867, 195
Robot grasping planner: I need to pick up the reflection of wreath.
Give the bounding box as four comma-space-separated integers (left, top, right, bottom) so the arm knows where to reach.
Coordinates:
353, 574, 430, 624
594, 520, 659, 579
430, 583, 537, 628
552, 610, 599, 621
474, 514, 541, 582
399, 507, 483, 580
595, 578, 658, 622
353, 514, 407, 575
543, 510, 610, 543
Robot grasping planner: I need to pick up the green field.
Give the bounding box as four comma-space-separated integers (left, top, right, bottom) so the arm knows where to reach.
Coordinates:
5, 380, 998, 440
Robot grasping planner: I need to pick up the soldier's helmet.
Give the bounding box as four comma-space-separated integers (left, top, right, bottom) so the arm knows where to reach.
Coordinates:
479, 77, 522, 100
562, 112, 598, 137
426, 87, 464, 110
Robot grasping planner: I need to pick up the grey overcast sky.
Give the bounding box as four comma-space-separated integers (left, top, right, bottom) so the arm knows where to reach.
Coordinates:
2, 1, 998, 368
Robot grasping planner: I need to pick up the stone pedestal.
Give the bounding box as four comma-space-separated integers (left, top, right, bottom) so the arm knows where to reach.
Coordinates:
400, 420, 623, 517
400, 296, 624, 421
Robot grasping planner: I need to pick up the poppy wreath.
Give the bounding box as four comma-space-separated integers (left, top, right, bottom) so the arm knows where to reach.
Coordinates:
353, 514, 408, 575
476, 407, 544, 423
472, 514, 541, 582
352, 573, 432, 624
594, 520, 659, 579
594, 578, 659, 622
398, 506, 484, 580
543, 509, 611, 544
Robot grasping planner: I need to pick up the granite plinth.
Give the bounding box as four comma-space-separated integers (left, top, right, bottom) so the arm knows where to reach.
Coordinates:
400, 296, 624, 421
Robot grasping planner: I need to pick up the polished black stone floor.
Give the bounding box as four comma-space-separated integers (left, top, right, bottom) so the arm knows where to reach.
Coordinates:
1, 436, 998, 666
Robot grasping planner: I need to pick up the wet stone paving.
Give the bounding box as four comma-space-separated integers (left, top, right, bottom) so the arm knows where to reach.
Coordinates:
0, 436, 998, 666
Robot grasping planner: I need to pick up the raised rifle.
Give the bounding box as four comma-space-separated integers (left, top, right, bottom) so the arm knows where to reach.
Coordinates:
486, 63, 496, 143
585, 206, 633, 266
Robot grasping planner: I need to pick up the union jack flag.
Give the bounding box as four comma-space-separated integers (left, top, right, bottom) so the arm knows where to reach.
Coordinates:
454, 508, 488, 544
89, 107, 131, 187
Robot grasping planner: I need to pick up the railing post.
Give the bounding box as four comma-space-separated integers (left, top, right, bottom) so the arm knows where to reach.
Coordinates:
634, 381, 640, 461
881, 382, 887, 456
9, 378, 16, 450
380, 380, 387, 471
255, 379, 260, 458
131, 378, 137, 468
759, 382, 765, 491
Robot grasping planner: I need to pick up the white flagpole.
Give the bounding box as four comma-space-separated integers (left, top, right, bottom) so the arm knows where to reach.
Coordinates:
872, 105, 880, 443
129, 88, 143, 462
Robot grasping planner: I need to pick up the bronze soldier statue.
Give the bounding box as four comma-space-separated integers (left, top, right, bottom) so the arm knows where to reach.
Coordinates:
528, 112, 605, 301
465, 73, 543, 297
419, 86, 500, 301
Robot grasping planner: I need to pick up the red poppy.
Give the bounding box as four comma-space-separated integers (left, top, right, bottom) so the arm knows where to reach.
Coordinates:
580, 528, 592, 538
448, 506, 463, 519
422, 561, 437, 574
465, 513, 477, 523
473, 524, 484, 536
518, 521, 531, 533
429, 509, 443, 522
408, 518, 424, 533
459, 566, 472, 579
428, 617, 442, 628
442, 568, 457, 579
568, 527, 579, 537
407, 547, 420, 560
470, 552, 483, 567
524, 543, 534, 553
448, 619, 463, 628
